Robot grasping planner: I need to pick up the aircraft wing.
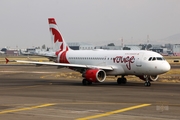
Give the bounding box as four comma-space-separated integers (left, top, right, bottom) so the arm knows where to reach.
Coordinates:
15, 60, 114, 70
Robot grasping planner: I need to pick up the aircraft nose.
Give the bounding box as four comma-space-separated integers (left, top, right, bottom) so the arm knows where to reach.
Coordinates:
162, 62, 171, 73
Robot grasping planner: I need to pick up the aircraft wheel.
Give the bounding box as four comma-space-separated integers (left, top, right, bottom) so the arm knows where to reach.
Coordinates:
144, 81, 151, 87
82, 79, 88, 86
87, 81, 92, 85
122, 78, 127, 84
148, 82, 151, 86
82, 79, 92, 86
117, 78, 122, 84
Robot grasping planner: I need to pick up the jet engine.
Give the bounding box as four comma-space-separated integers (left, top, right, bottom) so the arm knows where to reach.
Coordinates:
137, 75, 159, 82
83, 69, 106, 83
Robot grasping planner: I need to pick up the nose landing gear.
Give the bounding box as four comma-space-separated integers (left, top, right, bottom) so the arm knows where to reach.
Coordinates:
144, 81, 151, 86
144, 76, 151, 87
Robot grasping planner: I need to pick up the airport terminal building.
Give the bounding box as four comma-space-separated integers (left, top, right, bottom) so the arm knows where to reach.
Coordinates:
1, 43, 180, 56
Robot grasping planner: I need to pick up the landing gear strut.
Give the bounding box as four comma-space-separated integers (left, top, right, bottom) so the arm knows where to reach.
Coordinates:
82, 79, 92, 86
117, 76, 127, 84
144, 76, 151, 87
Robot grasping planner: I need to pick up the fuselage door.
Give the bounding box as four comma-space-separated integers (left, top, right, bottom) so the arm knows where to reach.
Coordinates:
136, 53, 144, 67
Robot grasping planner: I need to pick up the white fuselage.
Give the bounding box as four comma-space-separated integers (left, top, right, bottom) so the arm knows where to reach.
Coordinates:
58, 49, 170, 76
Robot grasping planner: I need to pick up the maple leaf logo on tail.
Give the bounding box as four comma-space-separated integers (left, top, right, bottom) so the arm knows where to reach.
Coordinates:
48, 18, 70, 63
48, 18, 70, 55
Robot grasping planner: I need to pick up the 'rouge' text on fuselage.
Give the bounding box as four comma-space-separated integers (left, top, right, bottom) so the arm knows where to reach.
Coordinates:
113, 56, 135, 70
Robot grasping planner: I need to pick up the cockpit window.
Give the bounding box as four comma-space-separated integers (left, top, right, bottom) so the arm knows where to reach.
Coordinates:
152, 57, 156, 61
148, 57, 165, 61
156, 57, 160, 60
157, 57, 166, 61
148, 57, 152, 61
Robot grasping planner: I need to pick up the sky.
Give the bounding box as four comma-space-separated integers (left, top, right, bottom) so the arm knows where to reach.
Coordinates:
0, 0, 180, 48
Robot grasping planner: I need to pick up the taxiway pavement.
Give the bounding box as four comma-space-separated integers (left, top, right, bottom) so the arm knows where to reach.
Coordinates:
0, 66, 179, 120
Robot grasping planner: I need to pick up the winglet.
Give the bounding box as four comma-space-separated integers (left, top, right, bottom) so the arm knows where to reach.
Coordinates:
5, 58, 9, 64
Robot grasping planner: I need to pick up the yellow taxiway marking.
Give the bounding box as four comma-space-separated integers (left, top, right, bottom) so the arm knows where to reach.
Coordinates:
0, 85, 43, 91
76, 104, 151, 120
0, 103, 55, 114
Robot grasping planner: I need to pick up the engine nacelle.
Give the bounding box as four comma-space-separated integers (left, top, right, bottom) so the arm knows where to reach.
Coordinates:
149, 75, 159, 81
83, 69, 106, 83
137, 75, 159, 82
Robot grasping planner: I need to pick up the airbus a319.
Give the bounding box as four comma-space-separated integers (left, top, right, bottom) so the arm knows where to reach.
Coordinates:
8, 18, 171, 87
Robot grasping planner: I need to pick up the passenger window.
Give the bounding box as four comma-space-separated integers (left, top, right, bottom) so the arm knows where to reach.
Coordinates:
148, 57, 152, 61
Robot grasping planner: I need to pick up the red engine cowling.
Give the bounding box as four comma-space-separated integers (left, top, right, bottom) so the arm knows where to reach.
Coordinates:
138, 75, 159, 82
83, 69, 106, 83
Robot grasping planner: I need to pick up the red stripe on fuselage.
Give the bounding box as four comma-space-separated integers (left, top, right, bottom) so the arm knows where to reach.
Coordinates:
59, 51, 69, 63
56, 46, 69, 56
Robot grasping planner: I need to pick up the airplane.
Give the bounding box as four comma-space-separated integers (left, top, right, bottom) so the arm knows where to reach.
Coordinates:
20, 49, 56, 62
0, 51, 5, 54
6, 18, 171, 87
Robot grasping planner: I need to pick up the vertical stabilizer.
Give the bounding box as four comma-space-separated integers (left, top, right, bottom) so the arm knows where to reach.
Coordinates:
48, 18, 71, 55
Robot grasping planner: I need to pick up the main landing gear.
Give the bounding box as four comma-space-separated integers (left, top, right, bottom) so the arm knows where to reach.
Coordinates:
82, 79, 92, 86
117, 76, 127, 84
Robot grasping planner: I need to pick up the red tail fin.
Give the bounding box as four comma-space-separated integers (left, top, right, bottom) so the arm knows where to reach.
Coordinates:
48, 18, 70, 54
